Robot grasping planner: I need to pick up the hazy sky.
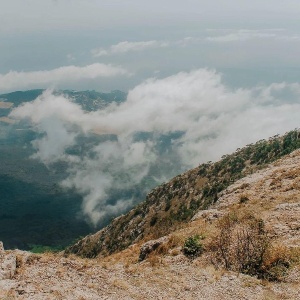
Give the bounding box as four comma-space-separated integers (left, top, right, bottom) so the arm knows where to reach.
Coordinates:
1, 0, 300, 92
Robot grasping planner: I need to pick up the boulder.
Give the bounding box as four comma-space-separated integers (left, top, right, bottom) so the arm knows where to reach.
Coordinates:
0, 242, 17, 280
0, 241, 4, 256
192, 208, 226, 222
139, 236, 169, 261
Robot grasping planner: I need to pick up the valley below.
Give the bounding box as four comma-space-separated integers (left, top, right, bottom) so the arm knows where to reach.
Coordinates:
1, 134, 300, 299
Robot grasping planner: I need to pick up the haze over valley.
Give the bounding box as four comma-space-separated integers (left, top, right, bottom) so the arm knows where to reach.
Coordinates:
0, 0, 300, 253
1, 2, 300, 299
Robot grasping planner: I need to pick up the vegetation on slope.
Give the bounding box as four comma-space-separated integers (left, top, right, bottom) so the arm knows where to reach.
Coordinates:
0, 89, 127, 111
66, 129, 300, 258
209, 212, 293, 281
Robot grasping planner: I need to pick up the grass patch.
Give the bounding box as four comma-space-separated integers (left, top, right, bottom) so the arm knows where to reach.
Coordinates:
29, 244, 64, 253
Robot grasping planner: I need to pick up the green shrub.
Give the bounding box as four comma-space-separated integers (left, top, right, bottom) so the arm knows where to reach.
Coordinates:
28, 244, 63, 253
239, 194, 249, 203
183, 235, 203, 258
150, 216, 158, 226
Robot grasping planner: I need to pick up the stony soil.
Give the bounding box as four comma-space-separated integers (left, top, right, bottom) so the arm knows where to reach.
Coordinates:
0, 251, 299, 300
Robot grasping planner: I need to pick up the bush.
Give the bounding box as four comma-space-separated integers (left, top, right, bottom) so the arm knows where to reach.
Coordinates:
209, 212, 291, 281
261, 245, 292, 281
239, 194, 249, 203
150, 216, 158, 226
183, 235, 203, 258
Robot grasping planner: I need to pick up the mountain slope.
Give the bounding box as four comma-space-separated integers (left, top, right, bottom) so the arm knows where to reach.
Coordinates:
1, 134, 300, 299
66, 129, 300, 258
0, 89, 126, 111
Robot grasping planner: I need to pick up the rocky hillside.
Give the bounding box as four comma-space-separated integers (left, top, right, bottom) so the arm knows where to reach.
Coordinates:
66, 129, 300, 258
1, 136, 300, 299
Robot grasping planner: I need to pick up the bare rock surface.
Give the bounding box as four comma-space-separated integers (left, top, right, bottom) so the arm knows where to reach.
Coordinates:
0, 241, 17, 280
206, 149, 300, 247
139, 236, 169, 261
192, 208, 227, 222
0, 250, 299, 300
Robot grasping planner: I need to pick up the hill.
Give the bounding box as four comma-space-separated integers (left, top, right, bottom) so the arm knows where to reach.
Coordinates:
0, 89, 126, 111
66, 129, 300, 257
1, 131, 300, 299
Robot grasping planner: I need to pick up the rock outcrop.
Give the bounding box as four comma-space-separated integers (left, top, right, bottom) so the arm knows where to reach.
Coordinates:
139, 236, 169, 261
0, 241, 16, 280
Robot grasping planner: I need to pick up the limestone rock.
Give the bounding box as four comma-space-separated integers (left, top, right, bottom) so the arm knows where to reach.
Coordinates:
0, 241, 4, 256
192, 208, 226, 222
0, 242, 17, 280
139, 236, 169, 261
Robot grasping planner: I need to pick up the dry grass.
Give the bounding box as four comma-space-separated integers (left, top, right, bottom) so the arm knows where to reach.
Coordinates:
100, 242, 142, 267
207, 210, 298, 281
111, 277, 130, 290
146, 253, 164, 267
0, 289, 17, 300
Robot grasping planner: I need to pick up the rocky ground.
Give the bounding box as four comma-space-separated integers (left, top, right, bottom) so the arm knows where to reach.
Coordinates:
1, 150, 300, 299
0, 249, 299, 300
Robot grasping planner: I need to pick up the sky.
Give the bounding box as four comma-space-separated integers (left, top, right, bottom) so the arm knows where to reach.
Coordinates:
3, 1, 300, 225
1, 0, 300, 92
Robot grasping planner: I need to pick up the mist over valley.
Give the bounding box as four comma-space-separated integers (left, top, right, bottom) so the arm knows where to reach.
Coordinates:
1, 69, 300, 251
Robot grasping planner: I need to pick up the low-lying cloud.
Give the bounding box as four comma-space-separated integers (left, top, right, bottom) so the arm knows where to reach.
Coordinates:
10, 69, 300, 225
0, 63, 130, 93
206, 29, 300, 43
92, 40, 169, 57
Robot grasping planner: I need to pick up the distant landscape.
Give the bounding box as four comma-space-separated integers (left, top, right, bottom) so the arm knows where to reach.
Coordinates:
0, 89, 128, 250
1, 2, 300, 299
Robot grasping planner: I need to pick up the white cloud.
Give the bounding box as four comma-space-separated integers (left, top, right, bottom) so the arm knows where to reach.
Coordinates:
206, 29, 300, 43
91, 49, 109, 57
10, 69, 300, 225
175, 36, 202, 47
0, 63, 130, 93
92, 40, 169, 57
111, 40, 169, 53
206, 29, 278, 42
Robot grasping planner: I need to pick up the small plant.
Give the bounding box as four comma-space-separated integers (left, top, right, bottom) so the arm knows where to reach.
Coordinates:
150, 216, 158, 226
239, 194, 249, 203
183, 235, 203, 258
261, 244, 292, 281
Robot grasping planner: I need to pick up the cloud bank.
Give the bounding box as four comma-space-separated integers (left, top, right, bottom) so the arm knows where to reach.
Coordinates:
206, 29, 300, 43
92, 40, 169, 57
0, 64, 129, 93
10, 69, 300, 225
